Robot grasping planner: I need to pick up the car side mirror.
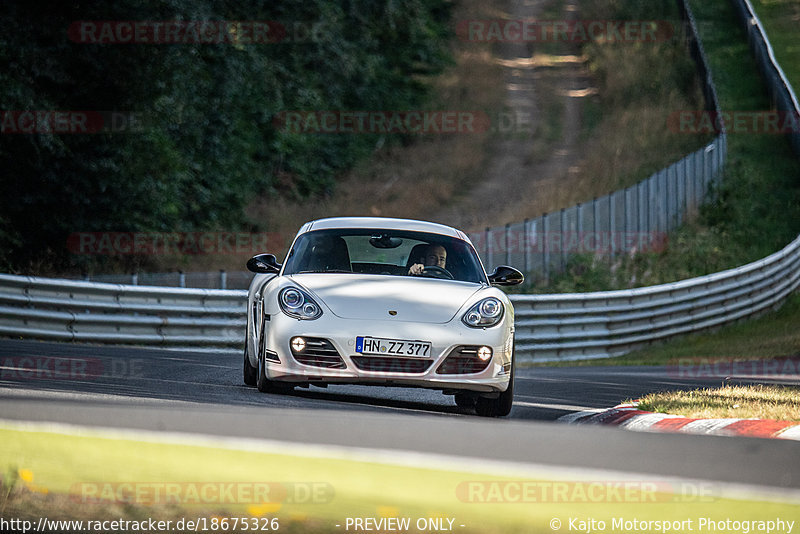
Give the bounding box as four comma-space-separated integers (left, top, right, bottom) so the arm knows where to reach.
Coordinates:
488, 265, 524, 286
247, 253, 281, 274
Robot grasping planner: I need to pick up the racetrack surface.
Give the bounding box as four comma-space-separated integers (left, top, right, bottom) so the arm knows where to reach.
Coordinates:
1, 338, 799, 492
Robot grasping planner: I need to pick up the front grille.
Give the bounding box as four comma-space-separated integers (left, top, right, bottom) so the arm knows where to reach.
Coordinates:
351, 356, 433, 374
291, 338, 346, 369
436, 346, 492, 375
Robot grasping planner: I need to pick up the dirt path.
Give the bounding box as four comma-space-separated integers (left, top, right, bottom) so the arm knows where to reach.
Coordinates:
441, 0, 594, 231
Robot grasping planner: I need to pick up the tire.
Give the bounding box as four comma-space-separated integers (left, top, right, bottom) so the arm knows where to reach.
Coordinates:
243, 344, 257, 387
244, 309, 261, 386
475, 358, 515, 417
256, 345, 294, 394
454, 392, 476, 408
252, 313, 290, 393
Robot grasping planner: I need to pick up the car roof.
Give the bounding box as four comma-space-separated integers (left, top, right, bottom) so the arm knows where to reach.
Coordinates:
300, 217, 471, 242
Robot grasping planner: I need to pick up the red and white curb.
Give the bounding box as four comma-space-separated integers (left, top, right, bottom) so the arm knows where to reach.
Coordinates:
559, 403, 800, 441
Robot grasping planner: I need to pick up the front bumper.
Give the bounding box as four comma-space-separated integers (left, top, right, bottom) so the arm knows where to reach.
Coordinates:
260, 313, 514, 393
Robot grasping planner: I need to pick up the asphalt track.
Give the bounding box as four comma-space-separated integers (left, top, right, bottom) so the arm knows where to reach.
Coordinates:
1, 338, 799, 493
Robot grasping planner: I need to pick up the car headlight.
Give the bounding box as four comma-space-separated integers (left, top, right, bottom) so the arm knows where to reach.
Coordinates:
461, 297, 504, 328
279, 287, 322, 320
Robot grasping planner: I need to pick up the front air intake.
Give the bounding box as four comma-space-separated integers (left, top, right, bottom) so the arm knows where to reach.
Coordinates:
436, 346, 492, 374
351, 356, 433, 374
290, 337, 346, 369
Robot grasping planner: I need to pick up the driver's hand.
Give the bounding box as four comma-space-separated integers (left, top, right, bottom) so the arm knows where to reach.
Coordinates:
408, 263, 424, 275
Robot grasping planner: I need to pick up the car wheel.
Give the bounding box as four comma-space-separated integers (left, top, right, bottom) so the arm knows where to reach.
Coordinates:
243, 344, 257, 387
256, 345, 294, 394
475, 359, 514, 417
454, 392, 476, 408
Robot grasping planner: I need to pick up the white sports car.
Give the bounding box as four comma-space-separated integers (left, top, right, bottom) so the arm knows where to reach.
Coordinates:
243, 217, 524, 416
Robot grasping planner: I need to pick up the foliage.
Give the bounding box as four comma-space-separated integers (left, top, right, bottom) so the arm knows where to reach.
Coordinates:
0, 0, 452, 271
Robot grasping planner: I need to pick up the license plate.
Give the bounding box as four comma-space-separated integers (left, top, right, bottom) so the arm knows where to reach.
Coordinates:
356, 336, 431, 357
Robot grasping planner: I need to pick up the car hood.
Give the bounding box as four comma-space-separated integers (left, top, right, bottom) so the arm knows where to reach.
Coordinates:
287, 274, 484, 323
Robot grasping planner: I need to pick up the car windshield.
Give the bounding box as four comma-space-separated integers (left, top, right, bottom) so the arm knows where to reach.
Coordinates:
281, 229, 487, 284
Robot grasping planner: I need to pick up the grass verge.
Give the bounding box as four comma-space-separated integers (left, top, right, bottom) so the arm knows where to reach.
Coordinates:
1, 424, 798, 531
750, 0, 800, 93
636, 384, 800, 422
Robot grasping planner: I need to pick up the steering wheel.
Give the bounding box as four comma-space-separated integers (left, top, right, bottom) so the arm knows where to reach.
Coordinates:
422, 265, 454, 280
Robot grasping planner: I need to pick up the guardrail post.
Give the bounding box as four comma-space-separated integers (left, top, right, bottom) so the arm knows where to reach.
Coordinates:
179, 270, 186, 288
523, 218, 530, 274
131, 272, 138, 286
609, 192, 616, 260
560, 208, 567, 272
682, 156, 688, 220
543, 213, 550, 285
485, 227, 493, 272
647, 174, 654, 236
220, 270, 227, 290
658, 167, 670, 233
693, 151, 699, 203
705, 144, 714, 193
505, 223, 511, 266
688, 152, 695, 213
624, 187, 630, 255
674, 164, 681, 227
642, 178, 648, 237
577, 202, 584, 250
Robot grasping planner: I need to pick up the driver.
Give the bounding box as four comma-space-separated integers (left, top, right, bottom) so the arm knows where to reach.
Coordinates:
408, 244, 447, 275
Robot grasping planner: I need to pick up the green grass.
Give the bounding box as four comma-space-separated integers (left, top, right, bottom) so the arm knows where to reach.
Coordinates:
636, 384, 800, 421
527, 293, 800, 367
750, 0, 800, 94
1, 424, 798, 531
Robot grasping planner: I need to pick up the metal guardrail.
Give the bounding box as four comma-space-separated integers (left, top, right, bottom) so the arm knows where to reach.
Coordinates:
0, 0, 798, 361
65, 270, 255, 290
469, 136, 726, 280
513, 234, 800, 360
0, 274, 246, 349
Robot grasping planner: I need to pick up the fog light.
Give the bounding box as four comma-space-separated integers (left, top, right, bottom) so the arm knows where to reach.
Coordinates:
477, 346, 492, 361
291, 337, 306, 352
